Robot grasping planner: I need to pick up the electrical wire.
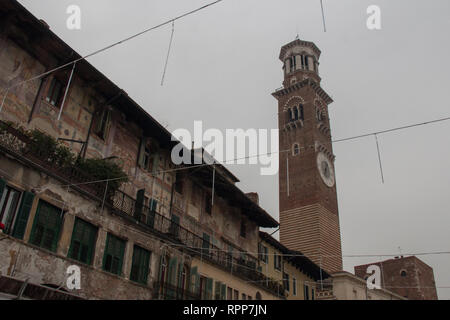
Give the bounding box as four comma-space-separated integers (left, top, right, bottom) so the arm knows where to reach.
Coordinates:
0, 0, 225, 94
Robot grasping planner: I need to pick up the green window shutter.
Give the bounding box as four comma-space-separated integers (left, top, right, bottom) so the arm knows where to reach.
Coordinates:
177, 263, 183, 288
68, 218, 98, 265
168, 257, 178, 285
205, 278, 213, 300
0, 178, 6, 199
130, 245, 150, 284
12, 191, 35, 239
170, 214, 180, 238
135, 189, 145, 220
102, 233, 125, 275
29, 200, 63, 252
202, 233, 210, 256
214, 280, 221, 300
220, 283, 226, 300
190, 266, 198, 294
149, 198, 158, 213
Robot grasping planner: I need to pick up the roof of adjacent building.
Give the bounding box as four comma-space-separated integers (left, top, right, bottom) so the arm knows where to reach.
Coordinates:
259, 231, 329, 280
1, 0, 279, 228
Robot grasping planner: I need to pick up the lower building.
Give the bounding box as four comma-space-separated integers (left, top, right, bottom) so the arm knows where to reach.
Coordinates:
354, 256, 438, 300
258, 231, 328, 300
316, 272, 406, 300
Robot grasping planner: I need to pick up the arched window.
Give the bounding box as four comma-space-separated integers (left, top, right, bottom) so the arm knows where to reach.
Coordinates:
299, 104, 304, 120
293, 107, 299, 121
288, 108, 293, 122
400, 270, 407, 277
256, 291, 262, 300
316, 107, 323, 121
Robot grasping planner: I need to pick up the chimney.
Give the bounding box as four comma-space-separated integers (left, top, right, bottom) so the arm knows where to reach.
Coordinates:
246, 192, 259, 205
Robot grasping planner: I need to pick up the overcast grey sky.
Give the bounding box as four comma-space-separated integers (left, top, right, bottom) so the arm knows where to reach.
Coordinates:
17, 0, 450, 299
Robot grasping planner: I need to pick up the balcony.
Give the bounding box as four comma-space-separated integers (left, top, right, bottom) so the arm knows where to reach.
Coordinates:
0, 120, 284, 298
153, 282, 200, 300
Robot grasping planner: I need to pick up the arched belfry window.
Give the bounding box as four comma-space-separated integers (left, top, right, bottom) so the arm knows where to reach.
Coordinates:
288, 108, 293, 122
293, 107, 299, 121
299, 104, 304, 120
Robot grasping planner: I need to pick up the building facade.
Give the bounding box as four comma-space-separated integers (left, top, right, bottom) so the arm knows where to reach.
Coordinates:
0, 0, 282, 300
316, 272, 406, 300
258, 231, 328, 300
354, 256, 438, 300
272, 39, 343, 274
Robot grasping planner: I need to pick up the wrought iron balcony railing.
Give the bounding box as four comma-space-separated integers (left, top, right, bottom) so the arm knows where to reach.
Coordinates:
0, 120, 284, 297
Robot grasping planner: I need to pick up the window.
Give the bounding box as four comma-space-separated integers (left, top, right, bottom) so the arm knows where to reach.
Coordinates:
204, 194, 212, 215
174, 172, 183, 194
293, 107, 299, 120
304, 284, 310, 300
274, 253, 282, 271
293, 278, 297, 296
240, 220, 246, 238
94, 109, 111, 140
316, 107, 323, 121
400, 270, 407, 277
0, 184, 21, 235
304, 55, 310, 70
283, 273, 290, 292
68, 218, 98, 265
202, 233, 211, 257
299, 104, 304, 120
30, 200, 64, 252
293, 144, 300, 156
311, 288, 315, 300
227, 287, 233, 300
103, 233, 126, 275
45, 78, 64, 107
180, 266, 188, 292
160, 256, 168, 284
234, 289, 239, 300
286, 56, 296, 73
258, 244, 268, 263
130, 245, 151, 284
242, 293, 247, 300
256, 291, 262, 300
248, 295, 252, 300
143, 145, 151, 171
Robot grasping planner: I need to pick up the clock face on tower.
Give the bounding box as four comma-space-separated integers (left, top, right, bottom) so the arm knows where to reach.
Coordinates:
316, 152, 335, 187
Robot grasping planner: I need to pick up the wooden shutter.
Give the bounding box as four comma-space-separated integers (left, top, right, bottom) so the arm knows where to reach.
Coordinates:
0, 178, 5, 200
214, 280, 221, 300
190, 266, 198, 294
168, 257, 178, 285
206, 278, 213, 300
202, 233, 210, 256
137, 137, 146, 168
135, 189, 145, 220
68, 218, 97, 265
12, 191, 35, 240
103, 234, 125, 275
220, 283, 226, 300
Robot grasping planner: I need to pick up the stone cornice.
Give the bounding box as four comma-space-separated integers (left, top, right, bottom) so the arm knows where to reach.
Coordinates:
272, 78, 333, 105
279, 39, 322, 60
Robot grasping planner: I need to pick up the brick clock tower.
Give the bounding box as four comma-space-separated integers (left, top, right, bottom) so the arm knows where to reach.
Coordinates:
272, 38, 343, 274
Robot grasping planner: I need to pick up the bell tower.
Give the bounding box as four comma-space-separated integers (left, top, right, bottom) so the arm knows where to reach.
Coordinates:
272, 38, 343, 274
